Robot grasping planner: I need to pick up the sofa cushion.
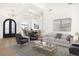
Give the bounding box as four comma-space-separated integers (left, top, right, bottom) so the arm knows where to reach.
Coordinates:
54, 38, 69, 44
50, 33, 56, 38
62, 34, 69, 40
55, 33, 62, 39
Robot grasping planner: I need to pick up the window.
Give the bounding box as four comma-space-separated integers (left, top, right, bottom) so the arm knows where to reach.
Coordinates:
53, 18, 71, 32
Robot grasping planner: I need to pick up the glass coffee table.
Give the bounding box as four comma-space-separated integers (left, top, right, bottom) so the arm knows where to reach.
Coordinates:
32, 41, 57, 55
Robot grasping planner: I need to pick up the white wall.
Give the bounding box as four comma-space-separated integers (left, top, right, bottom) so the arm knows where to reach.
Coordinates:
1, 3, 79, 40
0, 3, 43, 39
41, 3, 79, 36
71, 4, 79, 33
42, 4, 71, 34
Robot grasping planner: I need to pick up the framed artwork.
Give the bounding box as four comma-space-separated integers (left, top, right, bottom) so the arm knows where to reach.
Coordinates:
34, 24, 39, 29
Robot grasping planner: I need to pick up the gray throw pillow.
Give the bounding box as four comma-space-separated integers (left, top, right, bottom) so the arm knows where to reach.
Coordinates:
55, 33, 62, 39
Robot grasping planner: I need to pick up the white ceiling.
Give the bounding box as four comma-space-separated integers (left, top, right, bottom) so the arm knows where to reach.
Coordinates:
33, 3, 78, 10
0, 3, 43, 19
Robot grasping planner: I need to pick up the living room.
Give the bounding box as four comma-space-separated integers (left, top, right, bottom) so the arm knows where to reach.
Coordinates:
0, 2, 79, 56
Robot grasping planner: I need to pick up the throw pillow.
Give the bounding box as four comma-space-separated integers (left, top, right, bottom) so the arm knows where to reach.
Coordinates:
66, 35, 73, 43
55, 33, 62, 39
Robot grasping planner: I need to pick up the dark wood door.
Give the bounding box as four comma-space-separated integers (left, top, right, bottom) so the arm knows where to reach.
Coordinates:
3, 18, 16, 38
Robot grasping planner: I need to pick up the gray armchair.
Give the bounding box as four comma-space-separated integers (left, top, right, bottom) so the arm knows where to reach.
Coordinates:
29, 31, 38, 40
69, 44, 79, 55
15, 34, 29, 46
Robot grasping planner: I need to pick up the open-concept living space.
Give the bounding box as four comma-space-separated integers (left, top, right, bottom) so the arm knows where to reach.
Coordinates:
0, 3, 79, 56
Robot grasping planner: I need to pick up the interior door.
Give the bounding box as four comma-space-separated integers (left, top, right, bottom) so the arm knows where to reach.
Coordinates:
3, 18, 16, 38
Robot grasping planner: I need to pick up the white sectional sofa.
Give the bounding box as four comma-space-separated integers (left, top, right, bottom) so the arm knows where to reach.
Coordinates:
43, 33, 73, 47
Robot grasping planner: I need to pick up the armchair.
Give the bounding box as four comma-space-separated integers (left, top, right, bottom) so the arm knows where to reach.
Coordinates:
15, 34, 29, 46
29, 31, 38, 40
69, 44, 79, 55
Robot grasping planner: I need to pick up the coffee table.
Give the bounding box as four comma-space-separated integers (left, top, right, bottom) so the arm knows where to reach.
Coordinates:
33, 41, 57, 55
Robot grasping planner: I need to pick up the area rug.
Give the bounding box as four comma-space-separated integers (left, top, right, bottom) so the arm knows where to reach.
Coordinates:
9, 43, 74, 56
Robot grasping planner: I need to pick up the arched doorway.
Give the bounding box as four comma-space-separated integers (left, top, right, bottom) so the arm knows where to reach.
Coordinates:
3, 18, 16, 38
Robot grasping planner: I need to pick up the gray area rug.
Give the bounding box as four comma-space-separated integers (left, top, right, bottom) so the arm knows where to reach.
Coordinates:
9, 42, 75, 56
